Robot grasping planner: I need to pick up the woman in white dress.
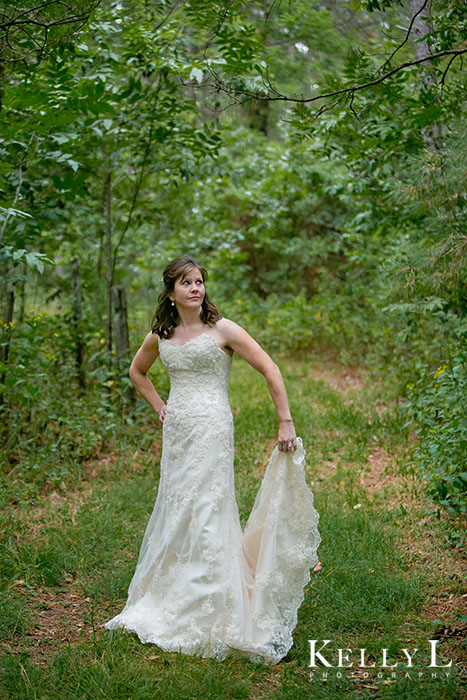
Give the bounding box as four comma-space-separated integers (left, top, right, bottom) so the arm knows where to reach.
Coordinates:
105, 255, 322, 663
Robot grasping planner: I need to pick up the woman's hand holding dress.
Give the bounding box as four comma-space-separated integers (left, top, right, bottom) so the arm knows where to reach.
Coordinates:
278, 419, 297, 452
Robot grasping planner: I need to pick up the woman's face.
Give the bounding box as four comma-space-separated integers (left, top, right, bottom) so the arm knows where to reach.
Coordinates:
171, 266, 205, 311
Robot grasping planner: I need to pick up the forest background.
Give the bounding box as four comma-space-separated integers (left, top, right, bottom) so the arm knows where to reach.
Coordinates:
2, 0, 465, 521
0, 0, 466, 697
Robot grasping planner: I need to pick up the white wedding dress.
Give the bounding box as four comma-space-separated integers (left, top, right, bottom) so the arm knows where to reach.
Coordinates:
104, 333, 321, 663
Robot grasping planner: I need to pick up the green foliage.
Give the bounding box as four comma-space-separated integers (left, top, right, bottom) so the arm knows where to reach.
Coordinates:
0, 308, 127, 505
1, 0, 466, 518
0, 0, 99, 64
403, 346, 467, 517
356, 0, 403, 12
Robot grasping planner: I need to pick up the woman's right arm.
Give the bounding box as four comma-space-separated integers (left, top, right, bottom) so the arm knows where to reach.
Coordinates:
129, 331, 167, 423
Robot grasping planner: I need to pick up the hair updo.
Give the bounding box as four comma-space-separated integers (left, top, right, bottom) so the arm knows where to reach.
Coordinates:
151, 255, 221, 339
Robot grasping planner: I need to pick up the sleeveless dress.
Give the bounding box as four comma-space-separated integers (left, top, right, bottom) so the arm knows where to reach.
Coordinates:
104, 333, 321, 663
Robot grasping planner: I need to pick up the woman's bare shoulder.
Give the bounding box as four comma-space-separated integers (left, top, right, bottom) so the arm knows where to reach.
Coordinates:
215, 317, 233, 329
130, 330, 159, 373
142, 329, 159, 347
215, 317, 249, 341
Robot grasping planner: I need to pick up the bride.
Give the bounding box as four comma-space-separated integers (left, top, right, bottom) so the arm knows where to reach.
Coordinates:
105, 255, 322, 663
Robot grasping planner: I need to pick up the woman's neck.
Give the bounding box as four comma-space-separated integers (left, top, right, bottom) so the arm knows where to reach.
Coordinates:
175, 308, 204, 330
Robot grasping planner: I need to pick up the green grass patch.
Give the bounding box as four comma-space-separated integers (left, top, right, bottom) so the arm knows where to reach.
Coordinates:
0, 355, 464, 699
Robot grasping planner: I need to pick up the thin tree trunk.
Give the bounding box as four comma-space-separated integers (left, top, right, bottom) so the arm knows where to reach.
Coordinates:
111, 285, 129, 368
0, 60, 3, 112
0, 274, 15, 408
97, 184, 106, 279
103, 152, 113, 362
71, 257, 86, 390
248, 99, 269, 136
111, 284, 135, 405
410, 0, 442, 150
18, 267, 26, 323
411, 0, 433, 65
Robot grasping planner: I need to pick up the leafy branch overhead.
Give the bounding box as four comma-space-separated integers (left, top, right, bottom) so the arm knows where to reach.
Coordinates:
0, 0, 101, 64
207, 48, 466, 117
197, 0, 466, 117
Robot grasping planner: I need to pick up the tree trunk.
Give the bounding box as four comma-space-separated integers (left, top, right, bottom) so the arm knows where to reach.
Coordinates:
111, 285, 129, 367
18, 267, 26, 323
97, 184, 106, 279
0, 277, 15, 408
0, 62, 3, 111
111, 284, 135, 405
71, 257, 86, 390
411, 0, 433, 64
248, 99, 269, 136
104, 156, 113, 362
410, 0, 442, 150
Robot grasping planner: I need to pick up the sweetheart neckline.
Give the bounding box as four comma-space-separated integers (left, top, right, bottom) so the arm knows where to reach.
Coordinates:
161, 332, 233, 358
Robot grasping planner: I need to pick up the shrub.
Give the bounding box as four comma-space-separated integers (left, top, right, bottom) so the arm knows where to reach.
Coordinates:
402, 345, 467, 517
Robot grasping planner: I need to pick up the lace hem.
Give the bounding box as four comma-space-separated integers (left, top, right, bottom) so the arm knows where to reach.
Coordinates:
242, 437, 321, 659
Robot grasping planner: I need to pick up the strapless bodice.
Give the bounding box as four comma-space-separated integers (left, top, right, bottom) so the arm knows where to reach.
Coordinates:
158, 332, 233, 421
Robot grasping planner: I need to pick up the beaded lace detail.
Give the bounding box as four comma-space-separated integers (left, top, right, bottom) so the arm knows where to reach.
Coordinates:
104, 333, 321, 663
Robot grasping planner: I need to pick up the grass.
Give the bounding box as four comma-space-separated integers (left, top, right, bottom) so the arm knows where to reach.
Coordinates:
0, 353, 465, 699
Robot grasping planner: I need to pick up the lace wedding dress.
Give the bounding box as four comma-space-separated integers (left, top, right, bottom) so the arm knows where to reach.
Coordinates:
104, 333, 321, 663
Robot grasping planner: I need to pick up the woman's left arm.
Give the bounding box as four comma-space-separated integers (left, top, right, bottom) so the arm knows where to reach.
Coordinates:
219, 319, 297, 452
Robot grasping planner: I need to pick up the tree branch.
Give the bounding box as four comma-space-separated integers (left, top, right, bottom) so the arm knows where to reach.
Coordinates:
0, 0, 100, 64
0, 1, 97, 31
211, 48, 467, 108
377, 0, 429, 74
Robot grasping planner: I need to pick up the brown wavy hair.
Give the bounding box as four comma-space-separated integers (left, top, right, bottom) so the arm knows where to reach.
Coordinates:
151, 256, 221, 339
